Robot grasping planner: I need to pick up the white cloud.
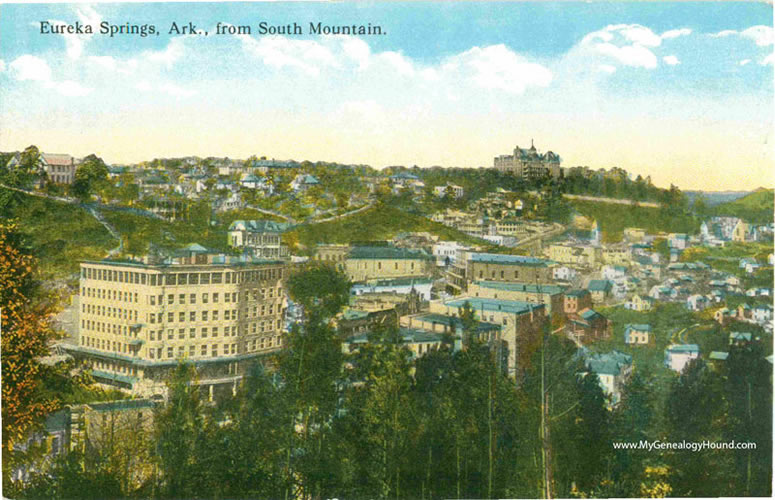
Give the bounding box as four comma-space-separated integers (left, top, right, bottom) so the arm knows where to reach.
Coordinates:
711, 26, 773, 46
378, 51, 414, 76
158, 83, 196, 98
9, 55, 52, 82
598, 64, 617, 74
52, 80, 92, 97
739, 59, 751, 66
663, 55, 680, 66
579, 24, 690, 71
88, 56, 117, 71
135, 80, 153, 92
239, 35, 337, 77
9, 54, 92, 96
761, 53, 774, 66
594, 42, 658, 69
444, 44, 552, 94
143, 37, 186, 67
661, 28, 692, 40
0, 60, 6, 73
741, 26, 774, 47
340, 36, 371, 69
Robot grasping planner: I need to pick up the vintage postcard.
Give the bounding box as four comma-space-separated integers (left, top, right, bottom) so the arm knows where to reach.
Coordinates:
1, 1, 773, 498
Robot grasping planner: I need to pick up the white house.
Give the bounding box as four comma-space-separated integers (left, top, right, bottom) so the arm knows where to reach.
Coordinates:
351, 277, 433, 301
686, 294, 711, 312
602, 265, 627, 281
553, 265, 578, 282
583, 350, 633, 406
432, 241, 468, 267
664, 344, 699, 373
290, 174, 320, 193
753, 304, 773, 324
624, 324, 651, 345
433, 183, 464, 199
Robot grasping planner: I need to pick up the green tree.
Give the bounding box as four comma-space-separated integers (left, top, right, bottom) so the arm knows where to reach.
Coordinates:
71, 154, 109, 201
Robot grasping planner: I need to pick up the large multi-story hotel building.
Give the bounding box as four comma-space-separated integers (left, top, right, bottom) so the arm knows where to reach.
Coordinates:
65, 246, 288, 399
493, 141, 562, 179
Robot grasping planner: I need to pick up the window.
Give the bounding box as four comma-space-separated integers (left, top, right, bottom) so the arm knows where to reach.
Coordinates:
167, 329, 174, 340
150, 349, 155, 359
213, 293, 219, 303
202, 311, 208, 321
190, 311, 196, 322
224, 310, 230, 321
190, 328, 196, 338
190, 293, 196, 304
202, 293, 209, 304
211, 344, 218, 356
168, 294, 174, 305
232, 292, 237, 302
178, 346, 184, 357
179, 294, 186, 304
201, 345, 207, 355
189, 345, 195, 356
189, 273, 199, 285
168, 312, 174, 323
179, 329, 185, 339
200, 273, 210, 285
212, 273, 222, 284
225, 293, 230, 303
213, 310, 219, 321
212, 327, 219, 337
202, 327, 208, 338
167, 347, 173, 358
179, 312, 185, 322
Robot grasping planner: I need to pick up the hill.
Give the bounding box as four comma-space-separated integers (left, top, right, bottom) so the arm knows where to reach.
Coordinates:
709, 188, 774, 224
570, 200, 701, 242
286, 203, 488, 252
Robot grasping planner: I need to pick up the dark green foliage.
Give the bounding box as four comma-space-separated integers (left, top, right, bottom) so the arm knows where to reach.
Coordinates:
710, 188, 774, 224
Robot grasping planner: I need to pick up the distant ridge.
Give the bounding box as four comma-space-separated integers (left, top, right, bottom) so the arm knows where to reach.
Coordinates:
709, 189, 774, 223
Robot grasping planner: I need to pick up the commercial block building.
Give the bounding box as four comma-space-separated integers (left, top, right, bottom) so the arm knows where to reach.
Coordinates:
65, 247, 288, 398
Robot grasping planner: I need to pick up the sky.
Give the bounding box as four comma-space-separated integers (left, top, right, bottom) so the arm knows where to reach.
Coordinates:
0, 1, 773, 191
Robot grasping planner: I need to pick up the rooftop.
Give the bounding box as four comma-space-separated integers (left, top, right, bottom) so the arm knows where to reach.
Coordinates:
474, 281, 565, 295
443, 297, 545, 315
468, 252, 550, 267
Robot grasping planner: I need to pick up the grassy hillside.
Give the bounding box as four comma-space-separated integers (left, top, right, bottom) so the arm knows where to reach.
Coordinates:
571, 200, 701, 242
287, 203, 488, 252
709, 188, 774, 223
1, 188, 115, 278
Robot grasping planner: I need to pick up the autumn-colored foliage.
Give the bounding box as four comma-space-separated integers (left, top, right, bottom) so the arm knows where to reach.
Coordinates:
1, 221, 60, 453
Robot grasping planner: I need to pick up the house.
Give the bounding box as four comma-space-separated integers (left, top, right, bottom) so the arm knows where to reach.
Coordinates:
587, 279, 612, 303
343, 328, 450, 358
240, 173, 273, 194
227, 220, 291, 259
7, 152, 80, 186
624, 324, 652, 345
625, 294, 655, 312
736, 303, 753, 321
351, 277, 433, 301
213, 191, 243, 213
433, 183, 464, 199
686, 294, 710, 312
729, 332, 753, 346
564, 289, 593, 315
446, 252, 554, 294
664, 344, 699, 373
753, 304, 773, 324
567, 308, 611, 344
668, 233, 689, 250
602, 265, 627, 281
582, 350, 633, 406
746, 287, 772, 298
290, 174, 320, 193
732, 219, 749, 242
432, 241, 468, 267
469, 281, 566, 315
553, 265, 578, 282
649, 285, 677, 301
714, 307, 734, 325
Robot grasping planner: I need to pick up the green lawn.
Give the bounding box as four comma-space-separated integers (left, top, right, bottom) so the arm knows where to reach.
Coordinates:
286, 202, 490, 253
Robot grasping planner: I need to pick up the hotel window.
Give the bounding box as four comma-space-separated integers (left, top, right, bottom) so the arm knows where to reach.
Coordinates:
150, 349, 155, 359
179, 329, 185, 339
212, 327, 219, 337
179, 312, 185, 322
179, 294, 186, 304
178, 346, 184, 357
190, 328, 196, 338
211, 344, 218, 356
212, 273, 222, 284
189, 273, 199, 285
168, 294, 174, 305
167, 329, 174, 340
232, 292, 237, 302
231, 344, 236, 354
167, 347, 173, 358
168, 312, 174, 323
200, 273, 210, 285
190, 311, 196, 322
213, 310, 219, 321
201, 345, 207, 355
202, 327, 208, 338
225, 293, 230, 303
190, 293, 196, 304
189, 345, 195, 356
178, 274, 187, 285
150, 331, 155, 341
202, 293, 209, 304
213, 293, 219, 303
202, 311, 208, 321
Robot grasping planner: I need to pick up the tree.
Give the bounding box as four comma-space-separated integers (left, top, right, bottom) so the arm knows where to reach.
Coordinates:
0, 222, 60, 461
154, 361, 204, 498
71, 155, 109, 201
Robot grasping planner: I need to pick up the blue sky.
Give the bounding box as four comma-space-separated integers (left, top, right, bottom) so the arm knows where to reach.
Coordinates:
1, 2, 772, 190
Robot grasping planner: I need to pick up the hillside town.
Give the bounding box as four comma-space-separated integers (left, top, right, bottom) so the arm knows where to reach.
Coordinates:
1, 142, 772, 498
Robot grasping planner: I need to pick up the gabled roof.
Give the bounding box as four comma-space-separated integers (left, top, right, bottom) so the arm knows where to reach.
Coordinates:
588, 279, 611, 292
579, 308, 604, 321
626, 324, 651, 332
585, 350, 632, 376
